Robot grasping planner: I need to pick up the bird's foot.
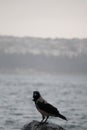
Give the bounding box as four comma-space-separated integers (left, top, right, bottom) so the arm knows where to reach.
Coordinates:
40, 121, 48, 125
35, 121, 44, 127
39, 121, 44, 125
35, 120, 48, 128
35, 123, 42, 128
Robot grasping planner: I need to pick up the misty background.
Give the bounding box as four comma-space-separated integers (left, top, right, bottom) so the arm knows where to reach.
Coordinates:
0, 0, 87, 75
0, 36, 87, 75
0, 1, 87, 130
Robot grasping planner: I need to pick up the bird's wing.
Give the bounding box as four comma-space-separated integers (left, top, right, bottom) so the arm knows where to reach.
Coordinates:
37, 101, 59, 116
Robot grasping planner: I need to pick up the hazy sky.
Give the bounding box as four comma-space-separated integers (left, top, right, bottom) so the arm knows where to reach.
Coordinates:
0, 0, 87, 38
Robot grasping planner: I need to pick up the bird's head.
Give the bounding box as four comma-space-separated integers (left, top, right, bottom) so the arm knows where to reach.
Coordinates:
33, 91, 41, 102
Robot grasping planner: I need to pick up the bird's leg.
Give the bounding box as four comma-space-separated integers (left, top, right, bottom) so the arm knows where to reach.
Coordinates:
35, 115, 45, 127
40, 115, 45, 123
44, 116, 49, 123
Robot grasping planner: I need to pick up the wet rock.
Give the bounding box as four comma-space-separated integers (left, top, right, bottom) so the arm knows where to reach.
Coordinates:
22, 120, 66, 130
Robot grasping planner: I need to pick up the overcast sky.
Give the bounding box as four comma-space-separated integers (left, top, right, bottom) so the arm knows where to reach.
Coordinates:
0, 0, 87, 38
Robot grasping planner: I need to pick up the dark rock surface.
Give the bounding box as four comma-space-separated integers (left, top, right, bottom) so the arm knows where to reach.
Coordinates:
22, 120, 66, 130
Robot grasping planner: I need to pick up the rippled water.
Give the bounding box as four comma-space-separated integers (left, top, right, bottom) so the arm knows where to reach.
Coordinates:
0, 74, 87, 130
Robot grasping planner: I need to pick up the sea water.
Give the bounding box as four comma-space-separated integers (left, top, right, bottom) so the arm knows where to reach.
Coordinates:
0, 74, 87, 130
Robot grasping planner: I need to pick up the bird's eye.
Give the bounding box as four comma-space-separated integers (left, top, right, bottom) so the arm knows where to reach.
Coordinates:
34, 93, 37, 96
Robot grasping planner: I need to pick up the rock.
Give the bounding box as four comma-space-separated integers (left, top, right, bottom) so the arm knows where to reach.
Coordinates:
22, 120, 66, 130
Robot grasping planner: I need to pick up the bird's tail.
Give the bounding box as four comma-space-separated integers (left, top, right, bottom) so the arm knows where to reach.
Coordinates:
58, 113, 67, 121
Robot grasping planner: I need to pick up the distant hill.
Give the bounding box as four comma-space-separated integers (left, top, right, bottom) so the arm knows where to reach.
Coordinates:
0, 35, 87, 75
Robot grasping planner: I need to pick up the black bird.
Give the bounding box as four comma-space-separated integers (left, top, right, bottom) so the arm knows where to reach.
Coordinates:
33, 91, 67, 123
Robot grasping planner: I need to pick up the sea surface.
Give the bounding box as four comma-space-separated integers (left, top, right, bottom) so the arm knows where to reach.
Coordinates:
0, 74, 87, 130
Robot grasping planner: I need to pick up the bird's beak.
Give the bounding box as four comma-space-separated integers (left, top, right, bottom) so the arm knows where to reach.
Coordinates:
32, 98, 34, 101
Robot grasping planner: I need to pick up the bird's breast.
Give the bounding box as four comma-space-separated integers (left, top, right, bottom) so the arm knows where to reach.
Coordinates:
36, 104, 50, 116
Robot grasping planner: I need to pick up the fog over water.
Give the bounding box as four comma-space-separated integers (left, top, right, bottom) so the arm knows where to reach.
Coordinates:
0, 36, 87, 75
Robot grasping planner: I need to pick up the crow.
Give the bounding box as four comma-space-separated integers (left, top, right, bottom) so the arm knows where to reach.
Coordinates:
33, 91, 67, 123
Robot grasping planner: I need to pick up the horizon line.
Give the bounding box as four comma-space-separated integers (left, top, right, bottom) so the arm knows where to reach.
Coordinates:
0, 34, 87, 40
